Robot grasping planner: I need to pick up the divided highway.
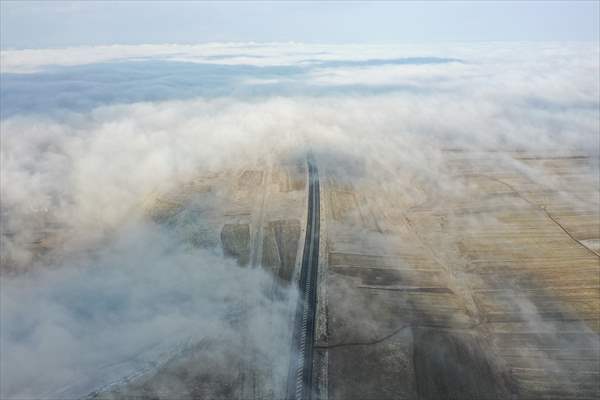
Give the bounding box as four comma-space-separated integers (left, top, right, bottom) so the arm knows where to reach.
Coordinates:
287, 156, 321, 400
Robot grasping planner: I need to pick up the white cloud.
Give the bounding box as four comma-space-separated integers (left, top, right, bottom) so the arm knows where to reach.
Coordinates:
1, 42, 598, 398
1, 223, 296, 399
308, 62, 471, 86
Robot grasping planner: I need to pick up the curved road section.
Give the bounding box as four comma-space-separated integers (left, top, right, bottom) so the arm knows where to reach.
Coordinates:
287, 156, 321, 400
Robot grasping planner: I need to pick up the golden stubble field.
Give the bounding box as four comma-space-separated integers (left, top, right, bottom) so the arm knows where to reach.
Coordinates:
104, 151, 307, 399
315, 149, 599, 400
3, 146, 598, 400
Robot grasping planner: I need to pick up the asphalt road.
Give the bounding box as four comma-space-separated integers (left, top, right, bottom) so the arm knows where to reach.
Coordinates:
286, 156, 321, 400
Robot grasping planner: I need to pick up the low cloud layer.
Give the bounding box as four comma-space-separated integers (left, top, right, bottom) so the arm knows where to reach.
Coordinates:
1, 42, 598, 398
1, 222, 296, 399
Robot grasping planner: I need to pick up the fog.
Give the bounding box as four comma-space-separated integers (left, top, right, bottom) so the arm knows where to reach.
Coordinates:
1, 222, 296, 398
1, 42, 598, 398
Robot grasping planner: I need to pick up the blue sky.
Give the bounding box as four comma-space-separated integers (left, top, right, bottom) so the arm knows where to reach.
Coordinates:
1, 1, 599, 49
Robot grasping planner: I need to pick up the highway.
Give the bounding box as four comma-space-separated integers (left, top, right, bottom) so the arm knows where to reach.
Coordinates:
286, 156, 321, 400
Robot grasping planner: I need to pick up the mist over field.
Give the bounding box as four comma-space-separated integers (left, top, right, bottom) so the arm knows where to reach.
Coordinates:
1, 42, 599, 398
